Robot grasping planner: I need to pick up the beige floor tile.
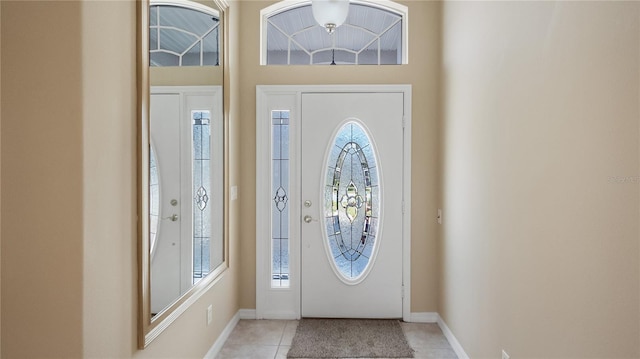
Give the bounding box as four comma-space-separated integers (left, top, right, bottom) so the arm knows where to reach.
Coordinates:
225, 319, 287, 345
413, 347, 459, 358
280, 321, 299, 346
275, 345, 290, 359
217, 319, 457, 359
216, 343, 279, 359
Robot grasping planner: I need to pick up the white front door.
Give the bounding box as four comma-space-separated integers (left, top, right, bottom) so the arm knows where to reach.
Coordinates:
301, 92, 405, 318
150, 93, 183, 313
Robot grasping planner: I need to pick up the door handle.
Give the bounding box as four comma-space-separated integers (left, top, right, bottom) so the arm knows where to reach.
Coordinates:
163, 214, 179, 222
303, 215, 313, 223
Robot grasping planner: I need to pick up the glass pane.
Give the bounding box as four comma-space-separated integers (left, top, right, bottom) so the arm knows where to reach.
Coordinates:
271, 110, 290, 287
150, 52, 179, 67
182, 41, 201, 66
159, 28, 198, 54
379, 21, 402, 65
358, 40, 379, 65
192, 111, 211, 284
334, 50, 356, 65
150, 6, 158, 26
324, 122, 380, 281
289, 42, 311, 65
312, 50, 333, 65
203, 28, 220, 66
149, 26, 159, 51
149, 146, 160, 251
267, 22, 290, 65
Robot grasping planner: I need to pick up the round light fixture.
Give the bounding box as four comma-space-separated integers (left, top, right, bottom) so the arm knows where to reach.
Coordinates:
312, 0, 349, 34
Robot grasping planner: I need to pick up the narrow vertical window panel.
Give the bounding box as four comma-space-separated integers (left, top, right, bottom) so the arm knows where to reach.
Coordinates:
271, 110, 290, 288
192, 111, 212, 284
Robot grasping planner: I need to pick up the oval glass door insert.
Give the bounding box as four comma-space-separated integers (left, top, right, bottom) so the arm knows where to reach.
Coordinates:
324, 121, 380, 283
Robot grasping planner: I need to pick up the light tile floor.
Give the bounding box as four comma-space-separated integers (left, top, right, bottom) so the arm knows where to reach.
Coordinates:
216, 320, 458, 359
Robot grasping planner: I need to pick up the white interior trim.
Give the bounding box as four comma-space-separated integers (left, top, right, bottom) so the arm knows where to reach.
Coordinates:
238, 309, 257, 320
151, 0, 220, 18
437, 314, 470, 359
256, 84, 412, 321
202, 311, 239, 359
409, 312, 438, 323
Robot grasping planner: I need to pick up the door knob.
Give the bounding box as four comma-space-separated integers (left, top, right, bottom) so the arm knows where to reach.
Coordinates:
304, 215, 313, 223
164, 214, 179, 222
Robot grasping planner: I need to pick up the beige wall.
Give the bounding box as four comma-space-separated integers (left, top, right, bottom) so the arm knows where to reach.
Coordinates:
2, 1, 241, 357
440, 1, 640, 358
0, 2, 4, 355
1, 2, 84, 357
237, 0, 442, 313
150, 66, 223, 86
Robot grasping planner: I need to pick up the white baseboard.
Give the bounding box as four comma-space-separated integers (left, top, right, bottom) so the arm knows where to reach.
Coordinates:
437, 314, 470, 359
238, 308, 256, 319
203, 311, 240, 359
409, 312, 439, 323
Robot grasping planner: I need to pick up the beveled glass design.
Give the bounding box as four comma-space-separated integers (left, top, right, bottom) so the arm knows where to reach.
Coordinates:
149, 146, 160, 254
150, 4, 219, 67
325, 122, 379, 280
193, 111, 211, 283
272, 110, 290, 287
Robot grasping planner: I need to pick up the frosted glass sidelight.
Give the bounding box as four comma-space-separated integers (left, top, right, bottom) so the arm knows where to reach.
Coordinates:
193, 111, 212, 284
272, 110, 290, 287
324, 122, 379, 281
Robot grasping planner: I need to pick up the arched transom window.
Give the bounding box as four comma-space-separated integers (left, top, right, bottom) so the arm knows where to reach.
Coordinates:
261, 0, 408, 65
150, 0, 220, 67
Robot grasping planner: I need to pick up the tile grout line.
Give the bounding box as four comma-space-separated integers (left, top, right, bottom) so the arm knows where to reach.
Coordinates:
275, 322, 288, 359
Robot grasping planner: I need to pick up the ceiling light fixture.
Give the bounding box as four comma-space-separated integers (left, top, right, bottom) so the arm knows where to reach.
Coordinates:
312, 0, 349, 34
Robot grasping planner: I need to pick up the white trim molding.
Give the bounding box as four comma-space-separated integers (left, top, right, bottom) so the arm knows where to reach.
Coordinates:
409, 312, 439, 323
238, 309, 257, 320
437, 314, 470, 359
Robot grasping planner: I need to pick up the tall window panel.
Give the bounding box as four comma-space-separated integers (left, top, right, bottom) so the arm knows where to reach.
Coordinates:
272, 110, 290, 288
193, 110, 212, 283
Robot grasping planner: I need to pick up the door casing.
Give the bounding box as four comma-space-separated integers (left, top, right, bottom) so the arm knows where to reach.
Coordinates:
255, 85, 412, 321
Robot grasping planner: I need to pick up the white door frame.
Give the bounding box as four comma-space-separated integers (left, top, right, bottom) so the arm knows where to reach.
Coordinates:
256, 84, 412, 321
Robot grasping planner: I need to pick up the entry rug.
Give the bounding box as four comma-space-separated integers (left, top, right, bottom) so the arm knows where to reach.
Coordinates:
287, 319, 415, 358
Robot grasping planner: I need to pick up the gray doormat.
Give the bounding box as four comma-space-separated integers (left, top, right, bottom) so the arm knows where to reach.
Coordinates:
287, 319, 415, 358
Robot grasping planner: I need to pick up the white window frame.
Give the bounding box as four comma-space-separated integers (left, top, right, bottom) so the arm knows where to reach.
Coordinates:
259, 0, 409, 66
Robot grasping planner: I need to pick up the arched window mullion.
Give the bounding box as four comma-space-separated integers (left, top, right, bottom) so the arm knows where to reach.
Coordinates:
150, 1, 220, 67
151, 49, 183, 57
310, 47, 358, 55
262, 0, 407, 65
168, 24, 217, 58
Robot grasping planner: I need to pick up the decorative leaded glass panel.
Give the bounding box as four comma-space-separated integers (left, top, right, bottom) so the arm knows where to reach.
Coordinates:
193, 111, 211, 284
149, 146, 160, 253
272, 110, 290, 287
324, 122, 379, 281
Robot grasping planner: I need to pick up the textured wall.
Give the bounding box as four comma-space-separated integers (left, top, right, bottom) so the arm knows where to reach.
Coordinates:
440, 1, 640, 357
